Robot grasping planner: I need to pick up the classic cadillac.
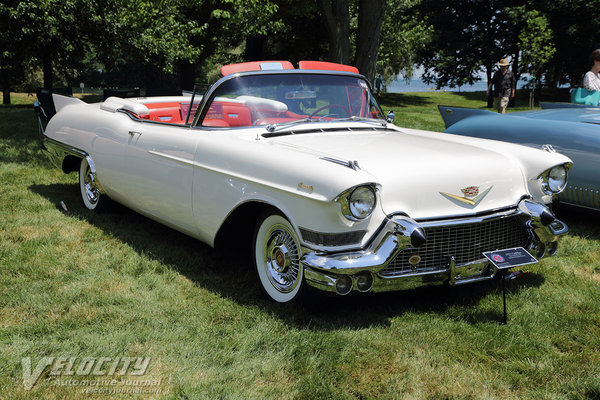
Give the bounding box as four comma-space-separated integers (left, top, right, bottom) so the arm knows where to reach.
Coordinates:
39, 60, 572, 303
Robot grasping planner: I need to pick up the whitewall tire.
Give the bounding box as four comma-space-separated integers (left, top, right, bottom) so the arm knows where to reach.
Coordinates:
254, 213, 304, 303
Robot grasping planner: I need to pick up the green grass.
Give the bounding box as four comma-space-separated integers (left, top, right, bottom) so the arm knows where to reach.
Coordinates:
1, 93, 600, 399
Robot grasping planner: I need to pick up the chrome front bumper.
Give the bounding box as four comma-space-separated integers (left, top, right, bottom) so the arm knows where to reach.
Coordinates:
301, 199, 568, 295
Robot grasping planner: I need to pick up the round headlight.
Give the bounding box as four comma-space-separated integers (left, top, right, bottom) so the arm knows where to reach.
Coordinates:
547, 166, 568, 193
349, 186, 376, 219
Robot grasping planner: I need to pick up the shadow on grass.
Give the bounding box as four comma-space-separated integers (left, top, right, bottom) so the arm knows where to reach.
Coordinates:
555, 206, 600, 240
378, 93, 434, 108
0, 109, 50, 166
30, 182, 547, 330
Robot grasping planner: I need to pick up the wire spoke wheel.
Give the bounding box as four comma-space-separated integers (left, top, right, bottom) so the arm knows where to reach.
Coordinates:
254, 213, 304, 302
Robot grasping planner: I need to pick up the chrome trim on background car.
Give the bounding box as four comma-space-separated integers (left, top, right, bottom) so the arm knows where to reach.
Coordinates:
561, 185, 600, 210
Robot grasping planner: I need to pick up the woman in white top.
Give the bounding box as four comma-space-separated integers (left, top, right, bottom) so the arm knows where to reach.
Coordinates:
583, 49, 600, 91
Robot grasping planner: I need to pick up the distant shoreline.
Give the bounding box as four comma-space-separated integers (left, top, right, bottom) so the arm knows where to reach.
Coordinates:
387, 79, 532, 93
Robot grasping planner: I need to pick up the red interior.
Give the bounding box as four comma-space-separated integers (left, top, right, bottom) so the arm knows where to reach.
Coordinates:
140, 102, 187, 124
134, 99, 366, 127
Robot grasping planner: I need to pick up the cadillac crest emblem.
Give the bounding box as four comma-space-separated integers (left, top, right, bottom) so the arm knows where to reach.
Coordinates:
461, 186, 479, 198
440, 185, 493, 206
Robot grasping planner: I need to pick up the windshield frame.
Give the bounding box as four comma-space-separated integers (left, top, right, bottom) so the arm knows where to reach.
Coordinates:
191, 70, 384, 129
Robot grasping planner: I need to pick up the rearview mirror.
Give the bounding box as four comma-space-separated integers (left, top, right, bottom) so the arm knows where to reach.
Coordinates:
386, 110, 395, 123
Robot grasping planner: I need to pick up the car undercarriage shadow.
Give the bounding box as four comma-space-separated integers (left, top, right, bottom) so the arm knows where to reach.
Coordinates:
30, 182, 546, 330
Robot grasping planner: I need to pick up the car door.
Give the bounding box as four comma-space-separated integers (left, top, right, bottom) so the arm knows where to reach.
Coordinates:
124, 122, 199, 237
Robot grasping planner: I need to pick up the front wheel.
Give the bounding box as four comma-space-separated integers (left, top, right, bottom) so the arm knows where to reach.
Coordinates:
253, 213, 304, 303
79, 157, 107, 211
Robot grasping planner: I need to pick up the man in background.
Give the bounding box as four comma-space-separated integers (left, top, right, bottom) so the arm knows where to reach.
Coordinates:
487, 58, 516, 113
374, 74, 383, 96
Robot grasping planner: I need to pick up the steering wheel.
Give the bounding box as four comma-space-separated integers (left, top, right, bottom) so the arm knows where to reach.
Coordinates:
309, 104, 350, 119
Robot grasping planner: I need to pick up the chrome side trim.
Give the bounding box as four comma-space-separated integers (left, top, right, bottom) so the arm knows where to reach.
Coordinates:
147, 150, 195, 166
42, 135, 105, 194
42, 135, 87, 169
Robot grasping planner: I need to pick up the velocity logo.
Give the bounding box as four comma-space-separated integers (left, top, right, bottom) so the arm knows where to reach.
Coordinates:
21, 357, 151, 390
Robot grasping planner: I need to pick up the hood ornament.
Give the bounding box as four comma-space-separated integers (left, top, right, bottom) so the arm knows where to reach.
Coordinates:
441, 185, 493, 206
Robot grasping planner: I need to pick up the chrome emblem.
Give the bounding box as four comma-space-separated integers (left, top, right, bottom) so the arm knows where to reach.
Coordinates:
440, 185, 493, 206
461, 186, 479, 198
408, 255, 421, 266
297, 182, 314, 194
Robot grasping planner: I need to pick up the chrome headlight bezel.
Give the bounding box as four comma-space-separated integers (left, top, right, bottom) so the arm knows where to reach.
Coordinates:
538, 163, 571, 195
335, 184, 378, 221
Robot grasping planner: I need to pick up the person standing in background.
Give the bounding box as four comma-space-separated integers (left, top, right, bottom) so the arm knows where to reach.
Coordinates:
487, 58, 516, 114
583, 49, 600, 91
374, 74, 383, 96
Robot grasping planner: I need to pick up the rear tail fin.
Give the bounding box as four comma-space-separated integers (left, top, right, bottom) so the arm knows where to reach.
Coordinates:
52, 93, 85, 114
438, 106, 495, 129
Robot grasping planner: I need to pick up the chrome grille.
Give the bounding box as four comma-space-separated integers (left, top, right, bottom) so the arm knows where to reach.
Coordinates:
380, 214, 530, 277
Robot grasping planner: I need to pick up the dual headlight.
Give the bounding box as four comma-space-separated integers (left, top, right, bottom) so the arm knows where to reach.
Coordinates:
539, 164, 570, 195
335, 184, 377, 221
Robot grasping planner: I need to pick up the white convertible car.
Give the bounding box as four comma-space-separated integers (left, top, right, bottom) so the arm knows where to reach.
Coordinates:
40, 60, 572, 303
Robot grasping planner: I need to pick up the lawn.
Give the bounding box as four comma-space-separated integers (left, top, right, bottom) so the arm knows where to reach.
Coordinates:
1, 93, 599, 399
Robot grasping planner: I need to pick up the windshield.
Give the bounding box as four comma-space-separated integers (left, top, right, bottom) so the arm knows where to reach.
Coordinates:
197, 73, 384, 128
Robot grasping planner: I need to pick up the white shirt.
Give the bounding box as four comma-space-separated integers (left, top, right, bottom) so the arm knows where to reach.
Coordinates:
583, 71, 600, 91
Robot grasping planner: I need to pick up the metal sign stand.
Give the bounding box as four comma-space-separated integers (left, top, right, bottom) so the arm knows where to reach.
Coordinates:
501, 272, 508, 325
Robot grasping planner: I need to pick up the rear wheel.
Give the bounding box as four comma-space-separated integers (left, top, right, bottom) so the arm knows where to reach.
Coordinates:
79, 157, 107, 211
253, 212, 304, 303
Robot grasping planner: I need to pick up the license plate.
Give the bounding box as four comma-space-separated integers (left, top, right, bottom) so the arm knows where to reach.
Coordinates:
483, 247, 538, 270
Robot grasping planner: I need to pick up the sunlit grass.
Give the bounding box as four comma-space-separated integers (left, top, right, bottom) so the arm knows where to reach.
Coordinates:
0, 96, 599, 399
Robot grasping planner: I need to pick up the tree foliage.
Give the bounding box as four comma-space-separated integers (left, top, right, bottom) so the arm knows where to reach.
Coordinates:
530, 0, 600, 86
414, 0, 600, 91
414, 0, 519, 89
376, 0, 432, 83
513, 8, 555, 79
4, 0, 600, 104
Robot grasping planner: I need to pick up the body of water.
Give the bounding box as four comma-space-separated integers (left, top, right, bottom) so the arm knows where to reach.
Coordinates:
387, 78, 529, 93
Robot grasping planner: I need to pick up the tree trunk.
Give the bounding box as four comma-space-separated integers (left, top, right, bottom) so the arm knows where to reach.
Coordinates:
42, 49, 53, 90
486, 66, 493, 108
179, 60, 195, 91
354, 0, 385, 83
1, 71, 10, 105
2, 88, 10, 105
508, 50, 519, 108
244, 36, 265, 62
316, 0, 351, 64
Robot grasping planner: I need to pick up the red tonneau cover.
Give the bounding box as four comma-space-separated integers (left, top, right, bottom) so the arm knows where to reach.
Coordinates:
221, 61, 294, 76
298, 61, 359, 74
221, 60, 360, 76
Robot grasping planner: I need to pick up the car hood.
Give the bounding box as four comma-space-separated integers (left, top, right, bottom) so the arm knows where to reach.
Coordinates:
268, 128, 529, 219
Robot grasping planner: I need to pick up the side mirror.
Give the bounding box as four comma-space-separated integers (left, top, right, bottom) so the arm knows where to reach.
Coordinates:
386, 110, 395, 123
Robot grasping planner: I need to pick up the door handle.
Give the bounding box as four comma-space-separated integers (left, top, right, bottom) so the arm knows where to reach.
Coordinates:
128, 130, 142, 136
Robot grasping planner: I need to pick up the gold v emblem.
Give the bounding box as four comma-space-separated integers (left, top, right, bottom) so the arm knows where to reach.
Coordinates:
440, 186, 493, 206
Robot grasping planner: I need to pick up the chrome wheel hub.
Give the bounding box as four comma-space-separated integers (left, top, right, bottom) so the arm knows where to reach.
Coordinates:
84, 165, 99, 205
263, 225, 300, 293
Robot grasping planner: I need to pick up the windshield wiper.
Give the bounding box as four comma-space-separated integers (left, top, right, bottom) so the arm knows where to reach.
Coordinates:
326, 116, 388, 127
265, 118, 315, 133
